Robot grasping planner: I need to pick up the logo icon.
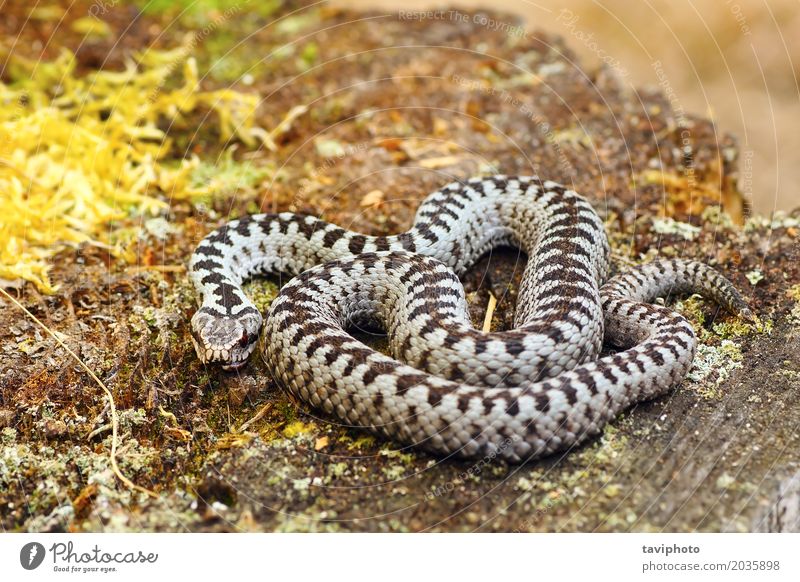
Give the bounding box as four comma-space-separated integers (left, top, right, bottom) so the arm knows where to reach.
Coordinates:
20, 542, 46, 570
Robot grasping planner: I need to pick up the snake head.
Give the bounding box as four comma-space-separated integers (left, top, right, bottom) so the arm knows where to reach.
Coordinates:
190, 310, 263, 370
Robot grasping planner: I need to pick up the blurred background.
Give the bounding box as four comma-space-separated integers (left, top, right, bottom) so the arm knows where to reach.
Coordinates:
347, 0, 800, 214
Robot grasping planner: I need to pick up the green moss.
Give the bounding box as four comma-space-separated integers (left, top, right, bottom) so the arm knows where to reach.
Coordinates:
275, 401, 297, 425
298, 43, 320, 71
343, 434, 377, 451
379, 449, 416, 465
137, 0, 281, 19
382, 465, 407, 480
673, 295, 706, 329
328, 462, 349, 479
1, 427, 16, 445
242, 278, 279, 313
275, 11, 320, 35
744, 212, 800, 232
189, 150, 272, 202
701, 205, 735, 229
282, 421, 315, 439
712, 317, 771, 339
1, 428, 169, 530
132, 305, 158, 328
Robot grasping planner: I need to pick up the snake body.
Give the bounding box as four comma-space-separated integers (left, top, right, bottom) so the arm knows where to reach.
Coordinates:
189, 176, 751, 461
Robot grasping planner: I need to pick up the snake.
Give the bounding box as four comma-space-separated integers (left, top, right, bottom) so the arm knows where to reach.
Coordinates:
188, 175, 752, 461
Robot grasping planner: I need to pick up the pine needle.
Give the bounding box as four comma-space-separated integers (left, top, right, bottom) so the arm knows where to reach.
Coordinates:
237, 402, 274, 433
482, 291, 497, 332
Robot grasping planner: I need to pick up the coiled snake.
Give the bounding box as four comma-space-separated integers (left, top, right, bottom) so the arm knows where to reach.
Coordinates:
189, 176, 751, 461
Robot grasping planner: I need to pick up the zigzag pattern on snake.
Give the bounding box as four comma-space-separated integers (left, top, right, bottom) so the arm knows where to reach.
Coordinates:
188, 175, 751, 461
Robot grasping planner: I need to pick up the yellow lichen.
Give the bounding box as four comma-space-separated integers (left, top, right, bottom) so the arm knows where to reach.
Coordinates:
0, 47, 268, 292
342, 434, 377, 451
674, 295, 706, 329
282, 421, 315, 439
712, 317, 771, 339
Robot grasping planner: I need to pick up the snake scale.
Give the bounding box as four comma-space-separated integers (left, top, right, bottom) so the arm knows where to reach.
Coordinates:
189, 176, 752, 462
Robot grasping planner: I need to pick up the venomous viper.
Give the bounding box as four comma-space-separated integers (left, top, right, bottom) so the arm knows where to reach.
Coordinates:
189, 175, 752, 462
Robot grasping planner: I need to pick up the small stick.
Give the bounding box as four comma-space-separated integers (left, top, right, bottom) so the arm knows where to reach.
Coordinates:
125, 265, 186, 274
482, 291, 497, 333
238, 402, 274, 433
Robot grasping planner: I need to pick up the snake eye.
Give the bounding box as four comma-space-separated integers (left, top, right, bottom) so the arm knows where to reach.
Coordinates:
239, 330, 249, 347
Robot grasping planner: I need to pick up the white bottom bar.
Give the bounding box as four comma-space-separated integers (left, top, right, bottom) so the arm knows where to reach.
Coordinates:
2, 533, 798, 581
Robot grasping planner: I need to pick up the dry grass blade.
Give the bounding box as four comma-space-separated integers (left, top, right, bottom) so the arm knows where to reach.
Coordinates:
482, 291, 497, 333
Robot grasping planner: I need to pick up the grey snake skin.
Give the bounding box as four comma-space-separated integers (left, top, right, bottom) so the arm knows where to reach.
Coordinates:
189, 175, 752, 461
